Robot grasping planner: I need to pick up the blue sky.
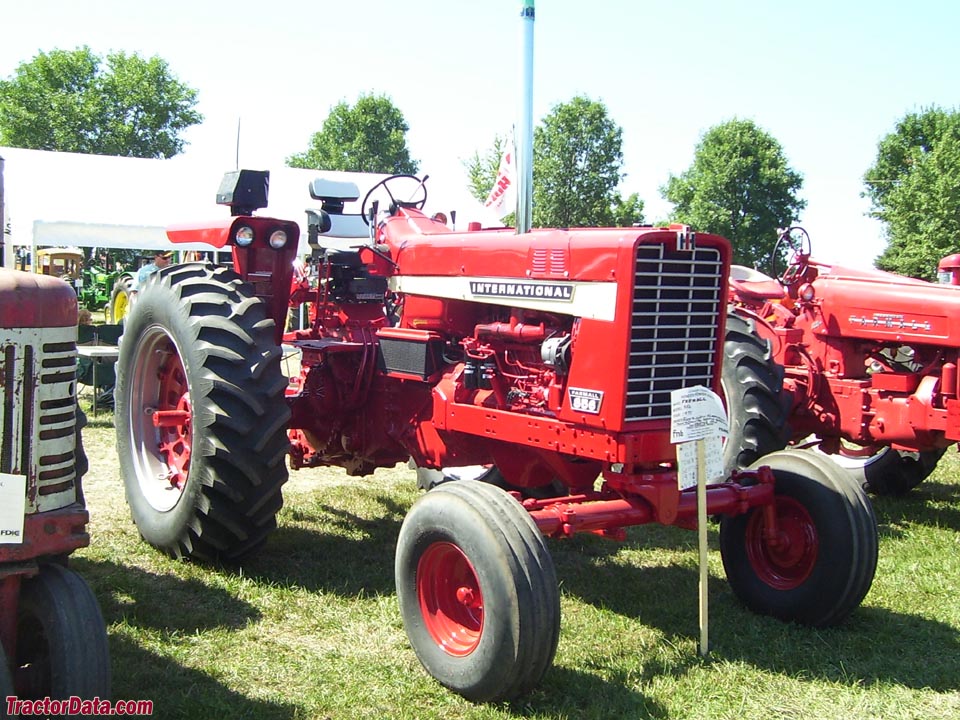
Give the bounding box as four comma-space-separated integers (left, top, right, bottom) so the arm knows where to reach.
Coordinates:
3, 0, 958, 269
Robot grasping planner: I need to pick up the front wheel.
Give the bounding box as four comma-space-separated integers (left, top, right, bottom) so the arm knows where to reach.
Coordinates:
719, 450, 877, 627
396, 481, 560, 702
114, 262, 291, 562
14, 564, 111, 701
0, 642, 13, 708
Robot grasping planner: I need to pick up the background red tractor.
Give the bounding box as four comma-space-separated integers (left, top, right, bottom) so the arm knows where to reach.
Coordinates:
113, 172, 876, 702
728, 226, 959, 495
0, 269, 110, 702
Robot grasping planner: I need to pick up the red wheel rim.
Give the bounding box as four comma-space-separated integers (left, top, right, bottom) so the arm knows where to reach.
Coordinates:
127, 326, 193, 512
417, 542, 483, 656
154, 351, 191, 491
745, 496, 818, 590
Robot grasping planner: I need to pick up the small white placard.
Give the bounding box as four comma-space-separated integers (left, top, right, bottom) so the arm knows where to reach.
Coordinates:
0, 472, 27, 544
676, 435, 725, 490
670, 386, 729, 444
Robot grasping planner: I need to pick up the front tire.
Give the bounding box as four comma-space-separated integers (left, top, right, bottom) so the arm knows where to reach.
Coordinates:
722, 310, 787, 473
14, 564, 111, 701
396, 481, 560, 702
115, 262, 290, 562
719, 450, 877, 627
0, 643, 14, 713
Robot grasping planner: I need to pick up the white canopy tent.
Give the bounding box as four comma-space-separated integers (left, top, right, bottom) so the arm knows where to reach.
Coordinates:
0, 147, 499, 265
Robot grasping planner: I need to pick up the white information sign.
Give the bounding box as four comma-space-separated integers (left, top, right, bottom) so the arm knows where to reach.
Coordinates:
670, 386, 729, 444
669, 386, 729, 658
676, 434, 725, 490
0, 472, 27, 544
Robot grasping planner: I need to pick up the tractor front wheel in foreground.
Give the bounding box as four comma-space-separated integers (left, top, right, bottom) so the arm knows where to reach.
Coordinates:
720, 450, 877, 627
396, 481, 560, 702
0, 642, 13, 705
114, 262, 290, 562
14, 564, 111, 701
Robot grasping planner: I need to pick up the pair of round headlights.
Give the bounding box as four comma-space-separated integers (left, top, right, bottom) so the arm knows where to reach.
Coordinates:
234, 225, 289, 249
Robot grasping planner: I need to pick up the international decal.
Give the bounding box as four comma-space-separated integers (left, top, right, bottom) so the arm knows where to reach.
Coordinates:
470, 280, 574, 301
848, 313, 932, 332
568, 387, 603, 414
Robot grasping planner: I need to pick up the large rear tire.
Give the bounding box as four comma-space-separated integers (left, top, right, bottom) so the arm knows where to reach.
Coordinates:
719, 450, 877, 627
14, 564, 111, 702
114, 262, 290, 562
721, 310, 787, 473
414, 464, 564, 499
831, 446, 947, 496
396, 481, 560, 702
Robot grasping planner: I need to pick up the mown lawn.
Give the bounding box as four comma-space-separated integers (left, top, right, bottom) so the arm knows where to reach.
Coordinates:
74, 402, 960, 719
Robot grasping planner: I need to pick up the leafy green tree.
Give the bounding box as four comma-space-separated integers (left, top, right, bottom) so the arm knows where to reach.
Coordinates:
610, 193, 646, 227
464, 96, 644, 227
464, 134, 514, 225
534, 96, 641, 227
661, 119, 805, 269
0, 47, 201, 158
287, 93, 418, 174
864, 107, 960, 280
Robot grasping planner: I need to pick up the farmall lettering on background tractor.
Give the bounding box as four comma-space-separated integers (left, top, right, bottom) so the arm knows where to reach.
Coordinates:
728, 227, 960, 495
0, 270, 110, 701
113, 172, 877, 702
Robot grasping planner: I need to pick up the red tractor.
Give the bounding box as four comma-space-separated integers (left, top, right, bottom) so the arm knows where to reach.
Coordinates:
728, 226, 959, 495
0, 270, 111, 701
114, 172, 876, 702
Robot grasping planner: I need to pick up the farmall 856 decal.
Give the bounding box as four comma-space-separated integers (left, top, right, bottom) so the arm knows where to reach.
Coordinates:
568, 387, 603, 414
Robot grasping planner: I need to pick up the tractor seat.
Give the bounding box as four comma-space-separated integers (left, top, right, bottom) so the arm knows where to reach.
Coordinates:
729, 265, 786, 302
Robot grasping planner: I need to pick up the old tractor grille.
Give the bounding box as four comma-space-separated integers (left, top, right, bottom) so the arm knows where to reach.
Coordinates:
1, 327, 80, 513
625, 243, 724, 421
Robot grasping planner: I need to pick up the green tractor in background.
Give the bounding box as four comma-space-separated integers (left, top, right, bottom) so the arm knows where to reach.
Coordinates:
32, 248, 137, 323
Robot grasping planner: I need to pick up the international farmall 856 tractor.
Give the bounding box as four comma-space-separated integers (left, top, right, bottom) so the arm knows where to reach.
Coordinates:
114, 172, 877, 702
0, 269, 110, 701
728, 226, 960, 495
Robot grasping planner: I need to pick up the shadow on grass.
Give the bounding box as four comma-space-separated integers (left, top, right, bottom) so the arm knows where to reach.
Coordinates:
872, 480, 960, 535
71, 557, 261, 632
109, 635, 296, 720
66, 559, 292, 718
239, 494, 406, 596
508, 664, 668, 719
555, 550, 960, 692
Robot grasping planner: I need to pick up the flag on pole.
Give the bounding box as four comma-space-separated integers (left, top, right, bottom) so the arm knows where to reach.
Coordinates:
484, 140, 517, 220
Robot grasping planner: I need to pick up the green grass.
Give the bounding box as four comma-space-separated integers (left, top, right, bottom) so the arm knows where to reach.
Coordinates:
75, 402, 960, 719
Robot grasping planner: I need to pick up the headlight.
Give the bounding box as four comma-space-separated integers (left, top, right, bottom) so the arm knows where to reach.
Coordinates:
235, 226, 255, 247
269, 229, 288, 249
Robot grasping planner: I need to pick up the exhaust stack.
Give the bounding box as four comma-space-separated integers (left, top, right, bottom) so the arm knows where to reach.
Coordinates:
516, 0, 535, 234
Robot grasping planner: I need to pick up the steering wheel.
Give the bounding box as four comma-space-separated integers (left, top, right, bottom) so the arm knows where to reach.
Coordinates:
772, 226, 812, 285
360, 174, 428, 226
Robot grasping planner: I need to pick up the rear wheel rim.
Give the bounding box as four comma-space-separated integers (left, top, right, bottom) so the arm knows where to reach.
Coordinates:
128, 325, 192, 512
745, 496, 818, 590
417, 542, 483, 656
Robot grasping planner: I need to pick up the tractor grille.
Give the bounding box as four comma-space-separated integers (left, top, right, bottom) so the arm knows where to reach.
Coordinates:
1, 327, 80, 513
625, 243, 724, 421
